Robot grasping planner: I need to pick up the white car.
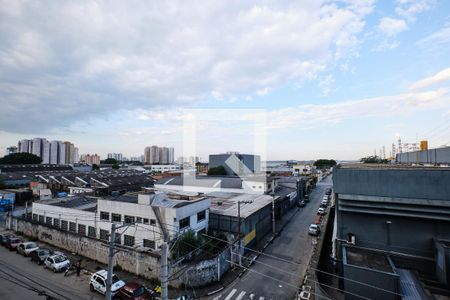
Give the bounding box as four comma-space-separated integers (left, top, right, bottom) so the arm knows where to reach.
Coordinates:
317, 207, 326, 215
44, 254, 71, 273
89, 269, 125, 296
16, 242, 39, 256
308, 224, 320, 236
321, 199, 328, 206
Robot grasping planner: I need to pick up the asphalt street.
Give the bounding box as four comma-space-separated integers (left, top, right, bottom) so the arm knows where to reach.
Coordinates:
0, 241, 103, 300
208, 175, 333, 300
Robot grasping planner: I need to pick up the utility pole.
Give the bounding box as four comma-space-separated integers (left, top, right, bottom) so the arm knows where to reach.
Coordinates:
161, 242, 168, 300
106, 222, 131, 300
272, 179, 275, 237
237, 200, 252, 266
106, 222, 116, 300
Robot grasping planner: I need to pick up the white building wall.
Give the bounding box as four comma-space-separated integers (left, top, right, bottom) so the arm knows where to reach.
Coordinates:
32, 138, 42, 158
42, 140, 51, 164
58, 142, 66, 165
50, 141, 59, 164
32, 202, 97, 229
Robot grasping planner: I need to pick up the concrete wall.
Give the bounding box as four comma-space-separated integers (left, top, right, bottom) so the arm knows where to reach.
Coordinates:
396, 147, 450, 164
10, 217, 162, 281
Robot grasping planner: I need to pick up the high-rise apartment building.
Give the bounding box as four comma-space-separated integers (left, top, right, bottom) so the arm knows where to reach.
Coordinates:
16, 138, 78, 165
107, 153, 123, 161
50, 141, 59, 164
81, 154, 101, 165
144, 145, 174, 164
42, 140, 51, 164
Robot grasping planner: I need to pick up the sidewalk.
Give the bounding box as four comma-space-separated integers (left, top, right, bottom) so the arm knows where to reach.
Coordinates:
191, 206, 301, 298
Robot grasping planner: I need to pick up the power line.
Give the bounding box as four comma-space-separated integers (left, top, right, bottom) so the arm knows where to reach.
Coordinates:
203, 233, 405, 297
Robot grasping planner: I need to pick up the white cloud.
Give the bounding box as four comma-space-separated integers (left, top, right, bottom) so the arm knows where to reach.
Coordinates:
267, 88, 449, 130
409, 67, 450, 90
378, 17, 408, 37
0, 0, 374, 133
395, 0, 435, 22
417, 23, 450, 46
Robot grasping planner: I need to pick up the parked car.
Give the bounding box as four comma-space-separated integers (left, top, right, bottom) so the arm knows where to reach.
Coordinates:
44, 254, 71, 273
117, 282, 154, 300
308, 224, 320, 236
326, 188, 332, 195
89, 269, 125, 296
0, 234, 11, 246
321, 199, 328, 206
30, 248, 51, 265
299, 200, 306, 207
317, 207, 326, 215
17, 241, 39, 256
5, 237, 22, 251
322, 195, 329, 201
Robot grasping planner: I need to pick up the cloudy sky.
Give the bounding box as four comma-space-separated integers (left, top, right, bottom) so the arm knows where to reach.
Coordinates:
1, 0, 450, 161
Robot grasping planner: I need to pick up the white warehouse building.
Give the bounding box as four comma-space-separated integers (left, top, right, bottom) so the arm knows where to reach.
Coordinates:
31, 191, 210, 250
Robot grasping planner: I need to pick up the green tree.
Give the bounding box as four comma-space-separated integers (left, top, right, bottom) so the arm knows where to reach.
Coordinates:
171, 230, 203, 260
102, 158, 118, 164
207, 165, 228, 176
313, 159, 337, 168
112, 164, 120, 169
0, 153, 42, 164
360, 156, 390, 164
92, 164, 100, 170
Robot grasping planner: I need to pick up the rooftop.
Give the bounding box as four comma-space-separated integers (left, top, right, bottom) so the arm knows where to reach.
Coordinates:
207, 192, 273, 218
37, 195, 98, 211
103, 191, 208, 208
344, 246, 394, 273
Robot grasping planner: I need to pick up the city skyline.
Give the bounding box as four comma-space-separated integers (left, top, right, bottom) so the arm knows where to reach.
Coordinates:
0, 1, 450, 160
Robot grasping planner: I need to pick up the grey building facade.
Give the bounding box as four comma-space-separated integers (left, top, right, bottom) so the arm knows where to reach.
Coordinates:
209, 153, 261, 176
333, 164, 450, 299
396, 146, 450, 164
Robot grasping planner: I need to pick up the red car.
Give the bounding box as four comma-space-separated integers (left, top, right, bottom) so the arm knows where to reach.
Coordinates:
6, 237, 22, 251
117, 282, 154, 300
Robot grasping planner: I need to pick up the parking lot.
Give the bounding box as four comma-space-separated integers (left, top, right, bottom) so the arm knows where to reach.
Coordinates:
0, 239, 103, 299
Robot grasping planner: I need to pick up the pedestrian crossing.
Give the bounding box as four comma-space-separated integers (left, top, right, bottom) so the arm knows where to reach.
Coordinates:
213, 289, 266, 300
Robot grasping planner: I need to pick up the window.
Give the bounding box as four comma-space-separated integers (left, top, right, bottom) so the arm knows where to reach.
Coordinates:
32, 214, 38, 221
46, 217, 52, 226
143, 218, 149, 224
136, 217, 142, 224
95, 276, 105, 286
112, 213, 121, 222
69, 222, 77, 233
115, 233, 121, 245
53, 219, 60, 228
88, 226, 96, 238
100, 229, 109, 241
124, 215, 135, 224
78, 224, 86, 236
179, 217, 190, 229
150, 219, 156, 226
38, 215, 44, 223
124, 235, 135, 247
100, 211, 109, 221
143, 239, 155, 249
61, 220, 68, 231
197, 210, 206, 222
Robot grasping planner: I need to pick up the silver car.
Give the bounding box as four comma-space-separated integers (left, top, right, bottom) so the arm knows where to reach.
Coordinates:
17, 242, 39, 256
308, 224, 320, 236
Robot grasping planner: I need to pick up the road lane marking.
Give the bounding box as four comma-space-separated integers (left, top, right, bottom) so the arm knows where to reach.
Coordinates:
224, 289, 237, 300
235, 291, 246, 300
